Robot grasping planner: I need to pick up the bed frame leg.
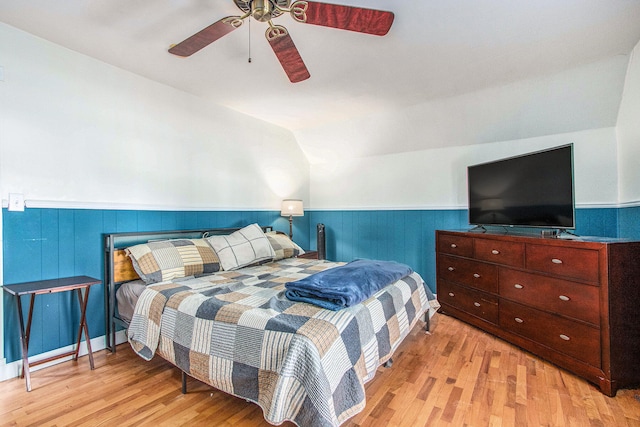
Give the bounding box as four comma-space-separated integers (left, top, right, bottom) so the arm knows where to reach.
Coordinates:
383, 358, 393, 368
424, 311, 431, 334
182, 371, 187, 394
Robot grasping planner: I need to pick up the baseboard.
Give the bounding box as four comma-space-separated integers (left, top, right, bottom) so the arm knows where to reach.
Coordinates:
0, 330, 128, 383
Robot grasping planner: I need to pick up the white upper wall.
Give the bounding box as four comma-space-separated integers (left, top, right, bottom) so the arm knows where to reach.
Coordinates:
296, 55, 629, 164
307, 44, 637, 211
617, 38, 640, 205
1, 18, 637, 213
0, 22, 309, 210
310, 128, 619, 210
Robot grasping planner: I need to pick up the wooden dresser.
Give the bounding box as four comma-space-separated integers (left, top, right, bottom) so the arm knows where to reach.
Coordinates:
436, 229, 640, 396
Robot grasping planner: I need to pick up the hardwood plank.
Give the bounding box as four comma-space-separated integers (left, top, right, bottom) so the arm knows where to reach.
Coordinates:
2, 314, 640, 426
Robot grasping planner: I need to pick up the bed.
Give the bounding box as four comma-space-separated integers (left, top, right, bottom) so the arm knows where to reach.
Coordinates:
104, 225, 439, 427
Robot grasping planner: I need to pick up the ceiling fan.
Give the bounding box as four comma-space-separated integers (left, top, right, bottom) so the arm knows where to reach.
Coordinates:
168, 0, 394, 83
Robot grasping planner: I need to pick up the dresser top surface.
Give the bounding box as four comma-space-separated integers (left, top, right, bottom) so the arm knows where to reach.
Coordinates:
439, 229, 638, 245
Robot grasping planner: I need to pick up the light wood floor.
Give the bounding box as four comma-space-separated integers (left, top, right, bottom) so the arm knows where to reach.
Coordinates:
2, 314, 640, 427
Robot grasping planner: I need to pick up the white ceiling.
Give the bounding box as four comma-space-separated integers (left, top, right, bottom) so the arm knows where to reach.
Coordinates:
2, 1, 640, 160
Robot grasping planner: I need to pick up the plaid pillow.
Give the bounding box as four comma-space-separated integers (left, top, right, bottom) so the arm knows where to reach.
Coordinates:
266, 231, 305, 260
126, 238, 220, 284
206, 224, 275, 271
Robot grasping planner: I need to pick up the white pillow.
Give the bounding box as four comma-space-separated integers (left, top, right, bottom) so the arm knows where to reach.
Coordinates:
206, 224, 275, 270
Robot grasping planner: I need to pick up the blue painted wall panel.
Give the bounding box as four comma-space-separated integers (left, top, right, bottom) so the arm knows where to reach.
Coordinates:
619, 206, 640, 240
137, 211, 163, 231
102, 210, 118, 233
58, 210, 76, 278
41, 210, 60, 279
574, 208, 619, 237
4, 209, 43, 284
115, 211, 138, 232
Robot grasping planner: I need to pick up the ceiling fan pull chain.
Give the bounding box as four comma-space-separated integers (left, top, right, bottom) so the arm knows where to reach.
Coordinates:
248, 16, 252, 63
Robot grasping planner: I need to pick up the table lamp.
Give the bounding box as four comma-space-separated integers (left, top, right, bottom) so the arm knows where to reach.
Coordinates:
281, 199, 304, 239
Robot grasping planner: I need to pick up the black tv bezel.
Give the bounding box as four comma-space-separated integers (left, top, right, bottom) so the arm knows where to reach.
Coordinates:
467, 144, 576, 230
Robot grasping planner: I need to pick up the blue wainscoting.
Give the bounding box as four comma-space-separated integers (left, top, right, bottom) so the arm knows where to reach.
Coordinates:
619, 205, 640, 240
3, 205, 634, 364
2, 208, 308, 363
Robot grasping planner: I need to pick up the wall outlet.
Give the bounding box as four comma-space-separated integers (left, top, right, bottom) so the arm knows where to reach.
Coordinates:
8, 193, 25, 212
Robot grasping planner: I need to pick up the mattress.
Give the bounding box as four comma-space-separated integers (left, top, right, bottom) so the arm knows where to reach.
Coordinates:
115, 279, 148, 324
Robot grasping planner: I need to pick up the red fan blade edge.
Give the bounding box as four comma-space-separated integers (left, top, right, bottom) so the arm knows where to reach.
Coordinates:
291, 1, 394, 36
169, 17, 242, 57
267, 26, 310, 83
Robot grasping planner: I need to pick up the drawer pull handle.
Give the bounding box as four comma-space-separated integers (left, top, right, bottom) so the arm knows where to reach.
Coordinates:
559, 334, 571, 341
473, 273, 481, 278
559, 295, 570, 301
448, 292, 455, 297
551, 258, 563, 264
514, 284, 523, 289
450, 243, 457, 248
448, 266, 455, 271
491, 249, 500, 255
514, 317, 524, 323
473, 302, 481, 307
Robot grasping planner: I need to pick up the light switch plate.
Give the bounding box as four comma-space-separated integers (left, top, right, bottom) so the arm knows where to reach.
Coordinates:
8, 193, 25, 212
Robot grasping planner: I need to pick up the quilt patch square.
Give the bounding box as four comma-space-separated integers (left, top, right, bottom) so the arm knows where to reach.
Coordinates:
232, 362, 260, 401
234, 325, 265, 367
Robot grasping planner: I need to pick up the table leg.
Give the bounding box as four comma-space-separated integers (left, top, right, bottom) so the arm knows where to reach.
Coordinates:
14, 295, 32, 392
74, 287, 94, 369
25, 294, 35, 348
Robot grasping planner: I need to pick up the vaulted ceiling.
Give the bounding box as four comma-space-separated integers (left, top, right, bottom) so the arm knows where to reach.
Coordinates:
2, 1, 640, 162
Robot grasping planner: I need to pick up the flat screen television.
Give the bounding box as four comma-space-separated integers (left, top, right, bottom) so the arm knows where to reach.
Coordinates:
467, 144, 575, 229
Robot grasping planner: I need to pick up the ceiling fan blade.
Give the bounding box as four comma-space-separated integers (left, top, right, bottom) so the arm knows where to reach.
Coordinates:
169, 16, 243, 57
266, 25, 310, 83
290, 1, 394, 36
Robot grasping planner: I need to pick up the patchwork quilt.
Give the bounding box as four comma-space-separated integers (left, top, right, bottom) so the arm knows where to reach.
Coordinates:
128, 258, 439, 427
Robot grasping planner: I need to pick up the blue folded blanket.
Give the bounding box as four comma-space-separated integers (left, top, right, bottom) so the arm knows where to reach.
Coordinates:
285, 259, 413, 311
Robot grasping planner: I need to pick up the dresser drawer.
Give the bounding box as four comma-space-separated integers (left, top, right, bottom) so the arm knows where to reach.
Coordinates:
526, 244, 600, 283
438, 254, 498, 293
499, 268, 600, 325
474, 239, 525, 268
438, 280, 499, 324
438, 234, 474, 257
500, 300, 600, 367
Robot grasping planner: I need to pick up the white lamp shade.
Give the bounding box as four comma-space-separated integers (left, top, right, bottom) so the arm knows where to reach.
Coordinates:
281, 199, 304, 217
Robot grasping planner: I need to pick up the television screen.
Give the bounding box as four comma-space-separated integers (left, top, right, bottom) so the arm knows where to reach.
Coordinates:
467, 144, 575, 229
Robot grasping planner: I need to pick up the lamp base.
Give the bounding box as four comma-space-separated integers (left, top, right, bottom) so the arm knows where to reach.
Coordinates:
288, 215, 293, 239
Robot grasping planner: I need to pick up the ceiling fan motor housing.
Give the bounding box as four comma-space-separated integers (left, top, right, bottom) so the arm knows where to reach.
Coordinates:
234, 0, 290, 22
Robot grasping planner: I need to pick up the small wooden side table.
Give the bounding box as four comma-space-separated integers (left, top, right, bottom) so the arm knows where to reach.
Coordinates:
3, 275, 101, 391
